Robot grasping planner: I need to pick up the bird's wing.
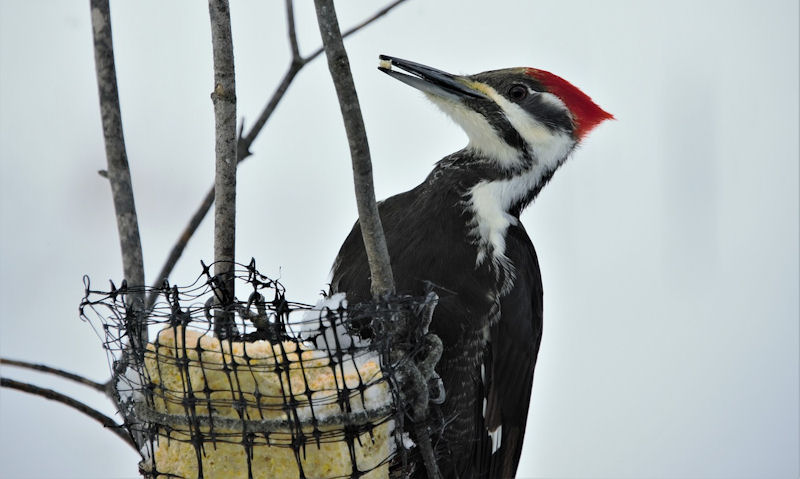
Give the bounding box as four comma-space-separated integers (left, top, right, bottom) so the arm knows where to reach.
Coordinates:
477, 222, 544, 478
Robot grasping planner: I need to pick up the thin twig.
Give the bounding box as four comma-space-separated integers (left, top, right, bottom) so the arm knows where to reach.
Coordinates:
146, 187, 215, 310
241, 0, 411, 160
0, 377, 136, 450
208, 0, 238, 336
238, 62, 303, 162
305, 0, 409, 62
147, 0, 410, 299
314, 0, 396, 297
90, 0, 147, 345
0, 358, 107, 393
285, 0, 301, 61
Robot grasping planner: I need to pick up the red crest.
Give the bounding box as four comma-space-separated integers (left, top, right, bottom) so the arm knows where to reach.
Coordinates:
525, 68, 613, 139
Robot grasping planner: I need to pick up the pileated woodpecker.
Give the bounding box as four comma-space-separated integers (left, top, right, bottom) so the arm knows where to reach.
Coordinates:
331, 56, 612, 478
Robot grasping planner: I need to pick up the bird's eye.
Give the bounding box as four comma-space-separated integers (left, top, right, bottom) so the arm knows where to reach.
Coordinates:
508, 84, 528, 101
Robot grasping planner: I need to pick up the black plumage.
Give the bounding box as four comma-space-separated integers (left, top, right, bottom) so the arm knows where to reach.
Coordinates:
331, 150, 543, 478
330, 56, 611, 478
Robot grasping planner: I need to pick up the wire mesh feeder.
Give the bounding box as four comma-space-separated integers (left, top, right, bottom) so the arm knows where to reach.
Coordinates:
80, 260, 442, 479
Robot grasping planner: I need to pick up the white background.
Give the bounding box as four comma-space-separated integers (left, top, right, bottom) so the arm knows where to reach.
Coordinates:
1, 1, 797, 478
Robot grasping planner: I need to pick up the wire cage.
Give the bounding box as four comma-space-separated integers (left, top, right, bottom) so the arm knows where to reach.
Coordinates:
80, 260, 441, 479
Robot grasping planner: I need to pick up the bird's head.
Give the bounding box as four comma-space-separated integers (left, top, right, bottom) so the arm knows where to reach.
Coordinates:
378, 55, 613, 173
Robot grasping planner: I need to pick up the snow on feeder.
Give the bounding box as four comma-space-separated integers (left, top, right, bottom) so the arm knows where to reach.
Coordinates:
81, 260, 441, 479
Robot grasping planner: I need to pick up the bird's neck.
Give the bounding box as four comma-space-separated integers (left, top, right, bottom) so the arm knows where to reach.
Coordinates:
461, 136, 574, 269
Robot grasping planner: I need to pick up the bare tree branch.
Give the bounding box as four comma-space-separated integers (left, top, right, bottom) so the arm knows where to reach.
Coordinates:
148, 0, 410, 297
239, 1, 413, 163
208, 0, 238, 336
305, 0, 409, 62
0, 377, 135, 449
90, 0, 147, 346
146, 188, 215, 310
314, 0, 395, 298
242, 0, 412, 163
238, 62, 303, 163
285, 0, 301, 61
0, 358, 108, 393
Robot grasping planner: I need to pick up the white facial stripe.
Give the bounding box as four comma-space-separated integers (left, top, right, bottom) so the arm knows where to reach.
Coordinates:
497, 93, 575, 181
480, 85, 575, 170
539, 91, 569, 110
425, 93, 521, 167
492, 90, 553, 143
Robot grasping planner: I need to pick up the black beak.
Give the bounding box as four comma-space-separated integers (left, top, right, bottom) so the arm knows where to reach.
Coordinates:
378, 55, 487, 101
